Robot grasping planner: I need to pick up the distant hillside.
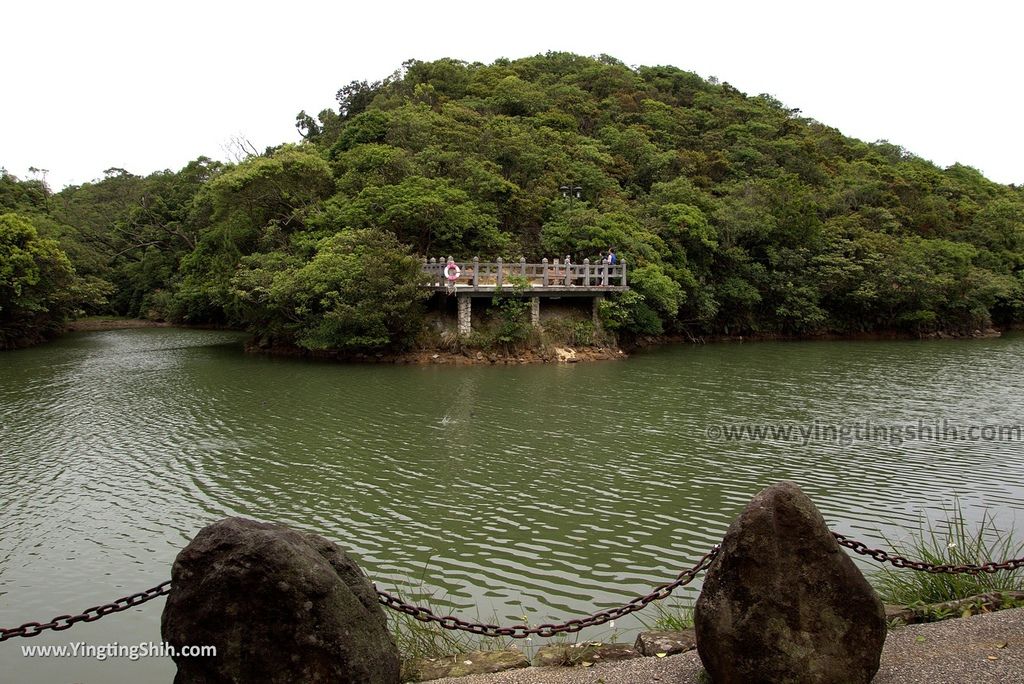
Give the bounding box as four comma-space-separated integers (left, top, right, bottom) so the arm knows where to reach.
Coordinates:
3, 52, 1023, 349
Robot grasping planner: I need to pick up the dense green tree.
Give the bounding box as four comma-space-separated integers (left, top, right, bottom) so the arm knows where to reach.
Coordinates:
0, 213, 106, 348
339, 176, 507, 257
0, 170, 49, 213
9, 52, 1024, 351
231, 228, 426, 351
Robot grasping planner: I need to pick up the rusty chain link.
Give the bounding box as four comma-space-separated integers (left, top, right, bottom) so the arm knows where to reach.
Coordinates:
374, 545, 721, 639
831, 532, 1024, 575
4, 531, 1024, 643
0, 580, 171, 643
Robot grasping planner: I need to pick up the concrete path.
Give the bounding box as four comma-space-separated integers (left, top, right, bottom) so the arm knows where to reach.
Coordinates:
430, 608, 1024, 683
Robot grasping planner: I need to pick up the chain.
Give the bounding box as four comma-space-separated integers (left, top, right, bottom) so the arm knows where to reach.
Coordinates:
374, 545, 720, 639
831, 532, 1024, 574
4, 531, 1024, 643
0, 580, 171, 643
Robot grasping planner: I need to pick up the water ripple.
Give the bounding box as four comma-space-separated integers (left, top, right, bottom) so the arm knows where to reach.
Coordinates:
2, 330, 1024, 682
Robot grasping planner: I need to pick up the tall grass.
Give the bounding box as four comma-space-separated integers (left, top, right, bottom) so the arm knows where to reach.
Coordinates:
381, 582, 514, 661
872, 502, 1024, 606
386, 607, 472, 661
637, 597, 695, 631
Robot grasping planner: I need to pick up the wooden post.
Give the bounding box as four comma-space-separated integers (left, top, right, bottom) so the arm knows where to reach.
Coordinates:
542, 258, 549, 287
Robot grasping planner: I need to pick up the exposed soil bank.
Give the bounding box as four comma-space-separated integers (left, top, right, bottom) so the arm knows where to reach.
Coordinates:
245, 341, 627, 365
66, 317, 173, 332
67, 318, 243, 333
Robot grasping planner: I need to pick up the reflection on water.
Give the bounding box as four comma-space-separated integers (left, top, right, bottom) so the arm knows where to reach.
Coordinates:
2, 328, 1023, 682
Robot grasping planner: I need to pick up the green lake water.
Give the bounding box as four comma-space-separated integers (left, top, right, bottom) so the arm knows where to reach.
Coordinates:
2, 328, 1023, 682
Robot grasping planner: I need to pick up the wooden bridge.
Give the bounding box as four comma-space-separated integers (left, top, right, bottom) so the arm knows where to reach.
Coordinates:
422, 257, 628, 335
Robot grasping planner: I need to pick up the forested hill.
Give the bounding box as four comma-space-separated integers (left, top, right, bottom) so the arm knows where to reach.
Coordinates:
3, 52, 1023, 350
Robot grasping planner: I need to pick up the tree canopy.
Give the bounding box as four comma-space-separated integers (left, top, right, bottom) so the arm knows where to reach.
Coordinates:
3, 52, 1023, 349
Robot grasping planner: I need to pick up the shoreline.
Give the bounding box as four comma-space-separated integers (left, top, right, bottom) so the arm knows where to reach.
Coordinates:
245, 341, 628, 365
60, 318, 1016, 365
427, 607, 1024, 684
630, 326, 1006, 349
66, 317, 174, 332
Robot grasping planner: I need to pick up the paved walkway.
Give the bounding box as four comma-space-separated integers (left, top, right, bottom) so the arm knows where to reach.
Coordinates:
431, 608, 1024, 684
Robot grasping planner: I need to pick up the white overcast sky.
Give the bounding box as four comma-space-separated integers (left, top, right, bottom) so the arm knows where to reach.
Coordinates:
3, 1, 1021, 189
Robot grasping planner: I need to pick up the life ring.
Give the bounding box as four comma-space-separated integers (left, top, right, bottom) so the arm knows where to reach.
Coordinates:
444, 263, 461, 281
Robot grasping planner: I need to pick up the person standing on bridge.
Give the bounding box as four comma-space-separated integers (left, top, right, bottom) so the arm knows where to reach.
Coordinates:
607, 248, 617, 265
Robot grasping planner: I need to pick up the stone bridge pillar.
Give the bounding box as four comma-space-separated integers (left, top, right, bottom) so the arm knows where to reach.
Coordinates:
457, 295, 472, 336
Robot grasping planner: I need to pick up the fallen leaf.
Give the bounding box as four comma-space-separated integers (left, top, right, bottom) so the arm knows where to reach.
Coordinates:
656, 652, 668, 658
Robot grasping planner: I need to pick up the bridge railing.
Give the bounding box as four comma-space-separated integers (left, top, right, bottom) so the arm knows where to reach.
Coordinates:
423, 257, 627, 290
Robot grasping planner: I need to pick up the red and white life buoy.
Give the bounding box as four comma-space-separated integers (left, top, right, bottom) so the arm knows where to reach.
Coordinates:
444, 262, 462, 281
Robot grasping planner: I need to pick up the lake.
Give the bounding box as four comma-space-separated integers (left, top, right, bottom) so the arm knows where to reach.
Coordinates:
2, 328, 1023, 682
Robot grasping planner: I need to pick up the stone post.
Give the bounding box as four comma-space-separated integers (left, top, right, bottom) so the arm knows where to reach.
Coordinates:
472, 256, 480, 288
495, 257, 504, 288
583, 258, 591, 288
457, 295, 472, 336
542, 258, 549, 287
530, 297, 540, 327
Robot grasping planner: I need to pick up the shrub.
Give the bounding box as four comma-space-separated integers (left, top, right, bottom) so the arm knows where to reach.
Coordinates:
231, 228, 427, 351
490, 276, 532, 351
599, 290, 663, 336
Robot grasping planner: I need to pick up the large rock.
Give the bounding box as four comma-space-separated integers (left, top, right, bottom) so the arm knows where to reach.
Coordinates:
694, 482, 886, 683
161, 517, 399, 683
634, 629, 696, 656
533, 641, 639, 667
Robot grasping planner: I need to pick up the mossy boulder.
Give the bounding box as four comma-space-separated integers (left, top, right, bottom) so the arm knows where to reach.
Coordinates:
694, 482, 886, 683
161, 517, 399, 683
